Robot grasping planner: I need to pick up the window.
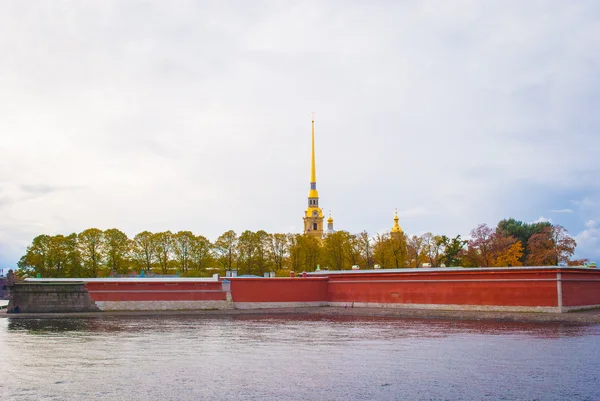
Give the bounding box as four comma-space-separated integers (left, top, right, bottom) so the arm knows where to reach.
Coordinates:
313, 223, 318, 230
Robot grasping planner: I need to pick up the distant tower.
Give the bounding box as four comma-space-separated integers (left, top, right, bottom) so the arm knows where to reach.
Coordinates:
303, 116, 324, 237
391, 210, 403, 239
325, 213, 335, 235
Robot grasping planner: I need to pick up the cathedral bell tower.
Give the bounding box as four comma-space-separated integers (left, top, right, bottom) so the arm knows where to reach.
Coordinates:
303, 116, 324, 237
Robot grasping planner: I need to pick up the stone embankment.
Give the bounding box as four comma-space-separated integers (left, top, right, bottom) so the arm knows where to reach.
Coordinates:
2, 306, 600, 324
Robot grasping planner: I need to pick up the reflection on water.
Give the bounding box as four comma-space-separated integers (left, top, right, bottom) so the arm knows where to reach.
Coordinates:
1, 314, 599, 401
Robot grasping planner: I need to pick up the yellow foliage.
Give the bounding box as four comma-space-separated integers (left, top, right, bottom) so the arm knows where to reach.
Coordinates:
493, 241, 524, 267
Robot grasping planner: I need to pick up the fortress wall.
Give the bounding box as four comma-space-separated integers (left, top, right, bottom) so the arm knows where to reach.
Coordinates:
229, 277, 328, 309
325, 270, 560, 309
560, 270, 600, 310
8, 282, 100, 313
85, 281, 230, 311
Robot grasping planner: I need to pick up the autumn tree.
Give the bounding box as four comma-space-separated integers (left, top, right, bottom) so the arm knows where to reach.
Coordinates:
497, 218, 551, 264
390, 232, 408, 268
407, 235, 424, 268
345, 233, 362, 268
527, 225, 576, 266
464, 224, 497, 267
422, 232, 444, 267
358, 231, 373, 268
373, 233, 392, 268
493, 240, 524, 267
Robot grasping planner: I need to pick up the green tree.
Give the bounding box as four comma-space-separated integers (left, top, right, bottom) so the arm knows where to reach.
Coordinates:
173, 231, 195, 273
237, 230, 258, 275
104, 228, 130, 274
78, 228, 104, 277
440, 235, 466, 266
269, 233, 288, 271
18, 234, 51, 277
153, 231, 173, 274
323, 231, 350, 270
190, 235, 213, 273
214, 230, 238, 272
132, 231, 155, 272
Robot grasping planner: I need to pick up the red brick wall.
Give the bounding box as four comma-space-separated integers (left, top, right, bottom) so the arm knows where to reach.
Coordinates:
229, 278, 328, 303
560, 270, 600, 307
85, 281, 226, 302
327, 270, 559, 307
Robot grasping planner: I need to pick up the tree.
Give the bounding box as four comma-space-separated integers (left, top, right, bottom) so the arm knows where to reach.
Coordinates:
373, 233, 393, 268
497, 218, 552, 264
358, 231, 373, 268
323, 231, 350, 270
287, 234, 303, 272
468, 224, 496, 267
527, 225, 576, 266
269, 233, 288, 271
153, 231, 173, 274
407, 235, 424, 267
390, 232, 408, 268
254, 230, 271, 276
78, 228, 104, 277
214, 230, 238, 272
132, 231, 155, 272
237, 230, 259, 275
422, 233, 445, 267
104, 228, 130, 274
493, 240, 524, 267
190, 235, 213, 272
173, 231, 195, 273
18, 234, 51, 277
440, 235, 466, 266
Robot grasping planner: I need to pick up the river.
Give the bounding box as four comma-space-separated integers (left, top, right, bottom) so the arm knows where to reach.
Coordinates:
0, 314, 599, 400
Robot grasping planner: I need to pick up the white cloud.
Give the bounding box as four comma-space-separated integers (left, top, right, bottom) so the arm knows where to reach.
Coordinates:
551, 209, 574, 214
533, 216, 552, 224
1, 1, 600, 266
575, 220, 600, 261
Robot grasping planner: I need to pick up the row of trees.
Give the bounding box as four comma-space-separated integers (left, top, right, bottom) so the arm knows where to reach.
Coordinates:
16, 218, 579, 278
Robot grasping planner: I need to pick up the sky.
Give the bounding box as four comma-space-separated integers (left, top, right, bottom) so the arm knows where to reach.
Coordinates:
1, 0, 599, 267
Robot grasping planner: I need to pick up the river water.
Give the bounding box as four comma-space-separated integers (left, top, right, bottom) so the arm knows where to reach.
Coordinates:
0, 314, 599, 400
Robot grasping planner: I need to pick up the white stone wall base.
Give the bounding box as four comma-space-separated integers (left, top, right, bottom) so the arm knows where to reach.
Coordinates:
233, 301, 329, 309
328, 302, 562, 313
95, 300, 232, 311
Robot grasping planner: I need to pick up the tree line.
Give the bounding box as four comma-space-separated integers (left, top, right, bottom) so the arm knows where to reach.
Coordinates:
16, 218, 581, 278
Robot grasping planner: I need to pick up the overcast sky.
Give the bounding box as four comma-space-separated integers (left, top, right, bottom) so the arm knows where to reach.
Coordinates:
1, 0, 599, 267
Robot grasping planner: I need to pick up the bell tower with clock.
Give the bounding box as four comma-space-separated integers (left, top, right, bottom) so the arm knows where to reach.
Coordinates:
303, 115, 324, 237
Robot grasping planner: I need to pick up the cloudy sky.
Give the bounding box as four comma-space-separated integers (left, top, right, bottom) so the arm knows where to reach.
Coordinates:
1, 0, 599, 267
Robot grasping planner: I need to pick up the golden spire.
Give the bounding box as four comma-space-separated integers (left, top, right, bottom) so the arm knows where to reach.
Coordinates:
308, 114, 319, 199
310, 113, 316, 184
391, 210, 402, 233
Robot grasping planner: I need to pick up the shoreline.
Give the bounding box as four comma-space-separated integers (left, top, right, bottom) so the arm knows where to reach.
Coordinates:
2, 306, 600, 324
